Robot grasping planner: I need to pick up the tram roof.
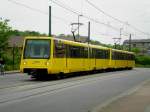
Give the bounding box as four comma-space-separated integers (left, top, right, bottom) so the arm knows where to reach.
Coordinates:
24, 36, 134, 54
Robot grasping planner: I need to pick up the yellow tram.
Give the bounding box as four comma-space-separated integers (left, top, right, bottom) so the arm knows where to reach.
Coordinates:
20, 36, 135, 78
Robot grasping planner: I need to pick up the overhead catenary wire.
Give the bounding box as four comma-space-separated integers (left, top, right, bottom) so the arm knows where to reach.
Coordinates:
85, 0, 150, 36
51, 0, 129, 36
8, 0, 129, 36
50, 0, 121, 32
51, 0, 134, 38
7, 0, 70, 24
86, 0, 125, 24
8, 0, 149, 38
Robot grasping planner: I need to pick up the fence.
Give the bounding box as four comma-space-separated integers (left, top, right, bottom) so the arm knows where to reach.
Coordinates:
1, 46, 22, 71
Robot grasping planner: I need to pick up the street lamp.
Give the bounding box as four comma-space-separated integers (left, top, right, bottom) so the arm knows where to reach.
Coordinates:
120, 28, 123, 39
71, 15, 83, 42
71, 22, 84, 42
120, 28, 123, 49
78, 14, 83, 39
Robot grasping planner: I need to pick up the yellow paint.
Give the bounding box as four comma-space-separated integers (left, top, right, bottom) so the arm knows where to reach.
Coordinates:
20, 36, 135, 75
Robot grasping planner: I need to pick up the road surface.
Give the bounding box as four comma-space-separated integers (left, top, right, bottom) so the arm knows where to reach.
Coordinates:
0, 68, 150, 112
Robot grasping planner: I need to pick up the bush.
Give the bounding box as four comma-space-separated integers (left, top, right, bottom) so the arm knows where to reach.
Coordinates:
135, 55, 150, 65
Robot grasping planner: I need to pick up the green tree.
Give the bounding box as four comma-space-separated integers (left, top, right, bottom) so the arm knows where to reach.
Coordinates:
135, 55, 150, 65
131, 47, 141, 54
0, 18, 12, 57
90, 40, 102, 45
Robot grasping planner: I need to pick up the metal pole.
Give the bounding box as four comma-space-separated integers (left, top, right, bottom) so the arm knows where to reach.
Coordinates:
120, 28, 122, 39
129, 34, 131, 51
120, 28, 122, 49
12, 45, 15, 70
78, 15, 83, 41
78, 15, 80, 39
49, 6, 52, 37
88, 21, 90, 44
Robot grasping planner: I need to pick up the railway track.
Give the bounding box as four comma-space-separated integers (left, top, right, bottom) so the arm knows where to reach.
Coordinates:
0, 69, 130, 91
0, 69, 136, 105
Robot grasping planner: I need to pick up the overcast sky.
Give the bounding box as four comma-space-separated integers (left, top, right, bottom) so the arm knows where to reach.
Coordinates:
0, 0, 150, 44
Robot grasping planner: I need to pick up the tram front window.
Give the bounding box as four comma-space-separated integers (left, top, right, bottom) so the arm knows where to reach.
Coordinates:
24, 39, 50, 59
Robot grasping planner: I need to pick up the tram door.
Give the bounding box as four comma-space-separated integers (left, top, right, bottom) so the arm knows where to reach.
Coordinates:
53, 40, 67, 73
89, 48, 96, 70
66, 45, 83, 72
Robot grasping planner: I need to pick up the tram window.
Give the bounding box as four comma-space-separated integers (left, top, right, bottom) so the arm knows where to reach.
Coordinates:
54, 40, 66, 58
95, 49, 101, 59
89, 48, 109, 59
133, 55, 135, 60
116, 52, 118, 60
125, 53, 127, 60
24, 39, 50, 59
95, 49, 97, 58
127, 54, 129, 60
102, 50, 106, 59
118, 52, 120, 60
108, 51, 110, 59
130, 55, 132, 60
119, 52, 122, 60
102, 50, 105, 59
115, 52, 118, 60
106, 51, 108, 59
131, 55, 133, 60
69, 45, 80, 58
89, 48, 93, 58
119, 52, 121, 60
128, 54, 131, 60
120, 53, 123, 60
114, 52, 117, 60
117, 52, 120, 60
126, 54, 128, 60
67, 45, 89, 58
80, 47, 84, 58
105, 50, 109, 59
120, 53, 122, 60
129, 54, 132, 60
95, 49, 107, 59
124, 53, 126, 60
123, 53, 125, 60
130, 54, 132, 60
66, 44, 71, 58
116, 52, 119, 60
130, 54, 135, 60
96, 49, 98, 58
84, 47, 88, 58
112, 51, 115, 60
101, 50, 105, 59
91, 48, 96, 58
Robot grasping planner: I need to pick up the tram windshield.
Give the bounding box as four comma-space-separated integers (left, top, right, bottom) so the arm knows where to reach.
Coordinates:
24, 39, 50, 59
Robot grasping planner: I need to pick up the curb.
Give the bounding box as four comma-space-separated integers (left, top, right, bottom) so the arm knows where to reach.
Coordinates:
5, 71, 20, 74
91, 79, 150, 112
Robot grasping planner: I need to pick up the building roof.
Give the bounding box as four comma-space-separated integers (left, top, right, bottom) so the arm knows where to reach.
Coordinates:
8, 36, 24, 47
123, 39, 150, 44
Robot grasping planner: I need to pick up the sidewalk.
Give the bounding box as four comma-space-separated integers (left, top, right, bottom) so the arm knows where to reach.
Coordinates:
97, 80, 150, 112
5, 70, 20, 74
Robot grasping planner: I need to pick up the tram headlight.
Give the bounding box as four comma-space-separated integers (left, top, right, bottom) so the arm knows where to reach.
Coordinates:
23, 61, 27, 65
46, 62, 50, 66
